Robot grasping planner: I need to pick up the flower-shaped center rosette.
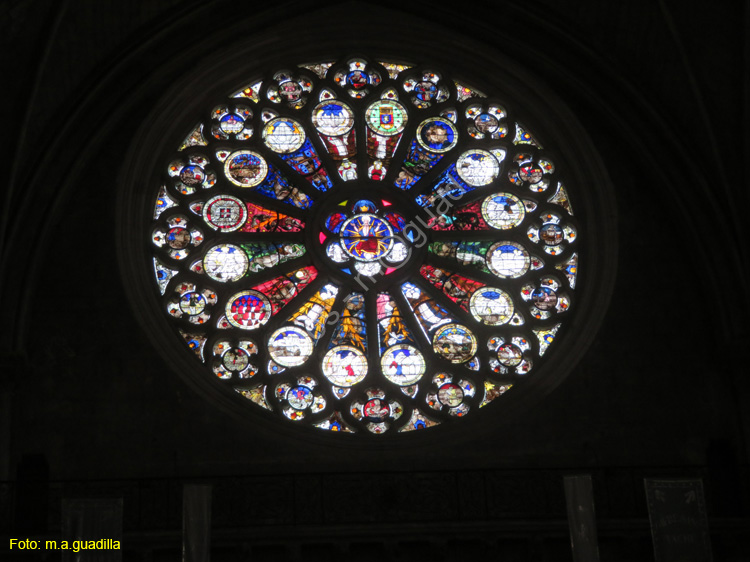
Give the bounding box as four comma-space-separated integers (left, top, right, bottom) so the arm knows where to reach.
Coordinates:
333, 58, 382, 98
166, 282, 217, 325
322, 199, 410, 278
520, 276, 571, 320
526, 211, 577, 256
275, 376, 327, 421
425, 373, 476, 417
350, 388, 404, 434
212, 339, 259, 380
167, 155, 216, 196
152, 215, 204, 261
465, 103, 508, 140
402, 70, 450, 108
266, 70, 314, 109
210, 105, 253, 141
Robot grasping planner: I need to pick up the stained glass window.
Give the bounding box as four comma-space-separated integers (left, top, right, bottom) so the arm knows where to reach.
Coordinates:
150, 57, 580, 434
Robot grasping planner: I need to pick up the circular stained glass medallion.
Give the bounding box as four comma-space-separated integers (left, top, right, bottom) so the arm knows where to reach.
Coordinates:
225, 290, 272, 330
312, 100, 355, 136
469, 287, 514, 325
433, 324, 477, 363
268, 327, 314, 367
224, 150, 268, 187
180, 165, 205, 186
486, 241, 530, 278
438, 383, 464, 407
498, 343, 523, 367
222, 348, 250, 372
262, 118, 306, 153
417, 117, 458, 153
382, 345, 426, 386
322, 346, 368, 387
541, 223, 564, 246
203, 195, 248, 231
220, 114, 244, 134
180, 292, 206, 315
147, 56, 582, 434
363, 398, 390, 421
365, 99, 407, 136
475, 113, 498, 134
482, 193, 525, 230
340, 214, 394, 261
287, 386, 314, 410
203, 244, 249, 282
456, 149, 500, 186
167, 228, 191, 249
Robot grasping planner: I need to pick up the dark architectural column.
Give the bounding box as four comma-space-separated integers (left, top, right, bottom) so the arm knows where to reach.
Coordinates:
183, 484, 212, 562
564, 474, 600, 562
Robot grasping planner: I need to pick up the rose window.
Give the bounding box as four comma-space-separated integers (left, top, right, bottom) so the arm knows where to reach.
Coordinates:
148, 57, 581, 434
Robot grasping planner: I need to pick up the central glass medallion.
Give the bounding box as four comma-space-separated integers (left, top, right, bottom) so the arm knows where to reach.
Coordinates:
323, 198, 410, 279
340, 214, 393, 261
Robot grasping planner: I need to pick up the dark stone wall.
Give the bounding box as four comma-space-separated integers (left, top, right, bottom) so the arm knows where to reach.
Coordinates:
1, 1, 748, 554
